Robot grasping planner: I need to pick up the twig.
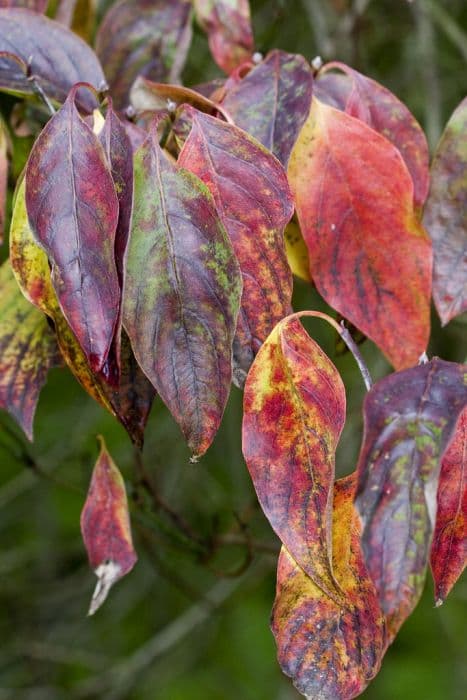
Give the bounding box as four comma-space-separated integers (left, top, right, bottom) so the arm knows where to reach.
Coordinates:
338, 321, 373, 391
26, 57, 56, 116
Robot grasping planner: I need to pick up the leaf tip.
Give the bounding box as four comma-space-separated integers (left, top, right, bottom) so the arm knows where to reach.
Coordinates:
87, 559, 123, 616
435, 597, 444, 608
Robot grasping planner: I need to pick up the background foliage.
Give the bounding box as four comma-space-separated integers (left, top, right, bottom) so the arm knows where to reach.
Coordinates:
0, 1, 465, 698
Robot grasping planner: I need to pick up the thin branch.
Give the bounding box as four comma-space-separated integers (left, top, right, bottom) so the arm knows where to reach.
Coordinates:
26, 57, 56, 116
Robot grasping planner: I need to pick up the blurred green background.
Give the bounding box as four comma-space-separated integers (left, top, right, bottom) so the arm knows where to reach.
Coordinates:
0, 1, 466, 698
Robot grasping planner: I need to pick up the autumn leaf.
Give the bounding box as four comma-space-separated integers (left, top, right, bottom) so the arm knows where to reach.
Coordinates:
194, 0, 254, 74
289, 97, 432, 370
178, 107, 293, 385
355, 359, 467, 640
422, 96, 467, 325
221, 50, 313, 166
0, 115, 8, 244
430, 407, 467, 605
81, 436, 137, 615
123, 128, 242, 459
95, 0, 193, 110
284, 219, 311, 282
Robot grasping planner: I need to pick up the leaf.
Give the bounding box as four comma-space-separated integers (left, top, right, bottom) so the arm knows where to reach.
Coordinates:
0, 8, 105, 112
95, 0, 193, 110
319, 63, 430, 210
81, 436, 137, 615
284, 220, 311, 282
422, 97, 467, 325
272, 476, 386, 700
55, 0, 95, 41
25, 85, 120, 375
242, 315, 346, 599
0, 116, 8, 244
288, 98, 432, 370
430, 407, 467, 605
123, 129, 242, 459
194, 0, 254, 74
0, 259, 60, 440
355, 358, 467, 640
221, 50, 313, 166
178, 108, 294, 385
10, 181, 154, 447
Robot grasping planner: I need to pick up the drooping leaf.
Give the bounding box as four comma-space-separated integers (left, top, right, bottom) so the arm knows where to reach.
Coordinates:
194, 0, 254, 74
178, 108, 294, 385
0, 1, 48, 12
319, 63, 430, 210
221, 50, 313, 166
430, 407, 467, 605
95, 0, 193, 110
25, 84, 120, 375
0, 8, 105, 112
242, 315, 346, 599
355, 359, 467, 640
422, 97, 467, 325
272, 475, 386, 700
123, 129, 242, 459
289, 98, 432, 370
81, 435, 137, 615
0, 116, 8, 244
0, 259, 60, 439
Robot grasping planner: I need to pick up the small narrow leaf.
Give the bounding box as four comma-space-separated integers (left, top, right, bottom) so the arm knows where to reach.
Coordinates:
95, 0, 193, 110
221, 50, 313, 166
123, 130, 242, 458
81, 436, 137, 615
242, 315, 346, 599
25, 85, 120, 374
422, 97, 467, 325
0, 260, 60, 439
194, 0, 254, 74
272, 476, 386, 700
289, 98, 432, 370
355, 359, 467, 639
178, 108, 294, 385
430, 407, 467, 605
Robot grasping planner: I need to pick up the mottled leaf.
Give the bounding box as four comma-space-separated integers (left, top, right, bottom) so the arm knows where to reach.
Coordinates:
221, 50, 313, 166
123, 129, 242, 458
0, 8, 105, 112
422, 97, 467, 325
194, 0, 254, 74
95, 0, 193, 110
272, 476, 386, 700
289, 98, 432, 370
81, 436, 137, 615
0, 259, 60, 439
431, 407, 467, 605
0, 116, 8, 244
25, 85, 120, 375
242, 315, 346, 599
178, 108, 293, 385
355, 359, 467, 640
320, 63, 430, 210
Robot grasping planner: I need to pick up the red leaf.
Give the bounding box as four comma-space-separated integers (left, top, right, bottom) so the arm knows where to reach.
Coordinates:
431, 407, 467, 605
355, 359, 467, 640
422, 96, 467, 325
25, 85, 120, 375
81, 436, 137, 615
194, 0, 254, 74
242, 315, 346, 599
221, 50, 313, 166
289, 98, 432, 370
178, 108, 294, 385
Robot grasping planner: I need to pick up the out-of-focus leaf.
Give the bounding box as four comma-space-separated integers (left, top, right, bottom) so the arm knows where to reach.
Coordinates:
55, 0, 95, 40
178, 108, 293, 385
0, 116, 8, 244
0, 260, 60, 440
0, 8, 105, 112
242, 315, 346, 599
423, 97, 467, 325
430, 407, 467, 605
81, 435, 137, 615
123, 129, 242, 459
289, 98, 432, 370
194, 0, 254, 74
272, 475, 386, 700
10, 181, 154, 447
221, 50, 313, 166
355, 359, 467, 640
0, 1, 47, 11
319, 63, 430, 210
284, 220, 310, 282
95, 0, 193, 110
25, 85, 120, 375
130, 76, 230, 121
